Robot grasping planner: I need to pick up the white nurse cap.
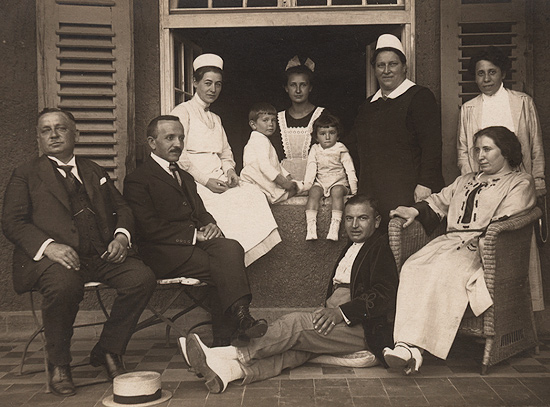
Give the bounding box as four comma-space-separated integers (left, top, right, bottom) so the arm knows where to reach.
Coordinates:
193, 53, 224, 71
375, 34, 405, 56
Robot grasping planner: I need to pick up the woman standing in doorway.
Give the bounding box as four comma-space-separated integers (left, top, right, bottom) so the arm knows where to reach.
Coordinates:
170, 53, 281, 266
348, 34, 444, 230
272, 56, 325, 181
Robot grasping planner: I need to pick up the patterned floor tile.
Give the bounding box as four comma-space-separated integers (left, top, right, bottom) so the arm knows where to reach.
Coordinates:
0, 337, 547, 406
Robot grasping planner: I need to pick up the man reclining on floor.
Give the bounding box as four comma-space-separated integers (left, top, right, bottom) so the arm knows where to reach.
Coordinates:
183, 195, 399, 393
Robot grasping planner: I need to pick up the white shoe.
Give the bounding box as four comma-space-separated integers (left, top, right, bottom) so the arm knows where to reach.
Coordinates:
309, 350, 379, 368
383, 343, 423, 375
306, 221, 317, 240
177, 337, 190, 366
186, 333, 243, 393
326, 219, 341, 241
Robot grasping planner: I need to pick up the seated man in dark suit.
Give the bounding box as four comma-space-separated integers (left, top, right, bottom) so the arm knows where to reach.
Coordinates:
123, 115, 267, 347
2, 108, 157, 397
184, 195, 399, 393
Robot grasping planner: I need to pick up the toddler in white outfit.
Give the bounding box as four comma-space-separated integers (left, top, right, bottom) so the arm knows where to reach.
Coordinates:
303, 111, 357, 240
241, 103, 300, 203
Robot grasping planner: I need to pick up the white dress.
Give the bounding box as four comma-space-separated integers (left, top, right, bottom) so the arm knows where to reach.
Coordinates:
394, 171, 536, 359
277, 107, 324, 181
303, 142, 358, 197
240, 131, 290, 204
171, 95, 281, 266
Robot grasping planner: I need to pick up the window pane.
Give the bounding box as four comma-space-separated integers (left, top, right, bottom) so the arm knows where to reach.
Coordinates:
247, 0, 278, 6
332, 0, 362, 4
213, 0, 242, 7
296, 0, 326, 5
462, 0, 510, 3
174, 42, 181, 89
177, 0, 208, 8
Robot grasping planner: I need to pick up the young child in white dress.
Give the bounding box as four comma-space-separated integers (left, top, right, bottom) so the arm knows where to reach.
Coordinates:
304, 111, 358, 241
240, 103, 300, 203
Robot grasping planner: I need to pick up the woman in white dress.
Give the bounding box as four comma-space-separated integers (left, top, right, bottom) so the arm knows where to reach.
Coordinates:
170, 54, 280, 266
272, 56, 324, 181
457, 46, 545, 311
384, 126, 536, 374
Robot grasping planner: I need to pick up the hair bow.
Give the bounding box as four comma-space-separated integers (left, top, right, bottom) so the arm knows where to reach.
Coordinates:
285, 55, 315, 72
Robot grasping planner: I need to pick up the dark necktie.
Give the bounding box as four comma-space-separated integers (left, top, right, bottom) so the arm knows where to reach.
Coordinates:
461, 183, 485, 224
58, 165, 81, 192
169, 162, 182, 186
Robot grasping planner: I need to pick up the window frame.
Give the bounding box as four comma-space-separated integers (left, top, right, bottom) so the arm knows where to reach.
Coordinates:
159, 0, 416, 114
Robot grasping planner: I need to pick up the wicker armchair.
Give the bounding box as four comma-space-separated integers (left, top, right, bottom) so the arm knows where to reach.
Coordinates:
388, 206, 542, 374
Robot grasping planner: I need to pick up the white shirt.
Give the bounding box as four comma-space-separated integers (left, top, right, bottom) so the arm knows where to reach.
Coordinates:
333, 242, 365, 285
49, 155, 82, 183
481, 84, 515, 132
34, 155, 132, 261
370, 78, 416, 102
150, 151, 179, 176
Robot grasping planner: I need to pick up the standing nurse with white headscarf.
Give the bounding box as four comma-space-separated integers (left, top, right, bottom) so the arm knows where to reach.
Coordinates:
348, 34, 444, 230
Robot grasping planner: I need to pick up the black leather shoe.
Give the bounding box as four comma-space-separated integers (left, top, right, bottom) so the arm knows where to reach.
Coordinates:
90, 344, 126, 380
48, 363, 76, 397
232, 304, 268, 339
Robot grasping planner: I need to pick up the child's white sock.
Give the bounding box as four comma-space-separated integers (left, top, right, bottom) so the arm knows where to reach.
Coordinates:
305, 210, 317, 223
305, 210, 318, 240
327, 210, 343, 241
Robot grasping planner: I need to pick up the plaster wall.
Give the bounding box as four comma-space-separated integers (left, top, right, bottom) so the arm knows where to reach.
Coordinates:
134, 0, 161, 157
0, 0, 38, 311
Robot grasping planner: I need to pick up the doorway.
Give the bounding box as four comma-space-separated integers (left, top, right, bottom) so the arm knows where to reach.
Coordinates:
175, 25, 400, 169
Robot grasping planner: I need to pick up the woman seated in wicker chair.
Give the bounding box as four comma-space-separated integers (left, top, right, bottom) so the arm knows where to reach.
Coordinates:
383, 126, 536, 374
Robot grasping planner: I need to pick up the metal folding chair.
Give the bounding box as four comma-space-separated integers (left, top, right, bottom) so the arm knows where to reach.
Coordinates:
18, 277, 211, 392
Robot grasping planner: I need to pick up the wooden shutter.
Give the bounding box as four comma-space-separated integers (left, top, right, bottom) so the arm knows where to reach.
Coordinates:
440, 0, 531, 183
37, 0, 134, 189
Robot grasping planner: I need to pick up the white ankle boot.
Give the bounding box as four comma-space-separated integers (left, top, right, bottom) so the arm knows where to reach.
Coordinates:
326, 219, 341, 241
186, 333, 243, 393
306, 221, 317, 240
383, 343, 423, 375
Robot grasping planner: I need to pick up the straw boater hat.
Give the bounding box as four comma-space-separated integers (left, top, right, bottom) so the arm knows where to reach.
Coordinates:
193, 53, 224, 71
375, 34, 406, 60
102, 372, 172, 407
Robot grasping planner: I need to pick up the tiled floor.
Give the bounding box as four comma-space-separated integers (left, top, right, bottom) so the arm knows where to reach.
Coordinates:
0, 335, 549, 407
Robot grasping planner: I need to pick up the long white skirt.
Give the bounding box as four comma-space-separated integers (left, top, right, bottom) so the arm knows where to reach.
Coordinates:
393, 234, 492, 359
196, 182, 281, 266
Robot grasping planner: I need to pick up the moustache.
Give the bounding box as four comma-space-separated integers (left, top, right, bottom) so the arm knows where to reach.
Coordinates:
169, 148, 182, 154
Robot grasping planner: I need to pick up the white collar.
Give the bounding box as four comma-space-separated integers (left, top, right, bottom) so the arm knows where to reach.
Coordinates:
48, 155, 76, 167
371, 78, 416, 102
481, 83, 507, 102
150, 152, 177, 175
251, 130, 269, 139
192, 93, 210, 111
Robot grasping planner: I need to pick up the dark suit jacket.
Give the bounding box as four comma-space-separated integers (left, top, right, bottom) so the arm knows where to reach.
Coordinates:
326, 229, 399, 365
2, 155, 135, 294
123, 156, 216, 276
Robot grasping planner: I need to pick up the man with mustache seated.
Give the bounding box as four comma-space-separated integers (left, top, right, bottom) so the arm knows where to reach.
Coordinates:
123, 115, 267, 347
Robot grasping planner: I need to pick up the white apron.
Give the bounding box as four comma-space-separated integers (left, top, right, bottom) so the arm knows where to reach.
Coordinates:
278, 107, 324, 181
